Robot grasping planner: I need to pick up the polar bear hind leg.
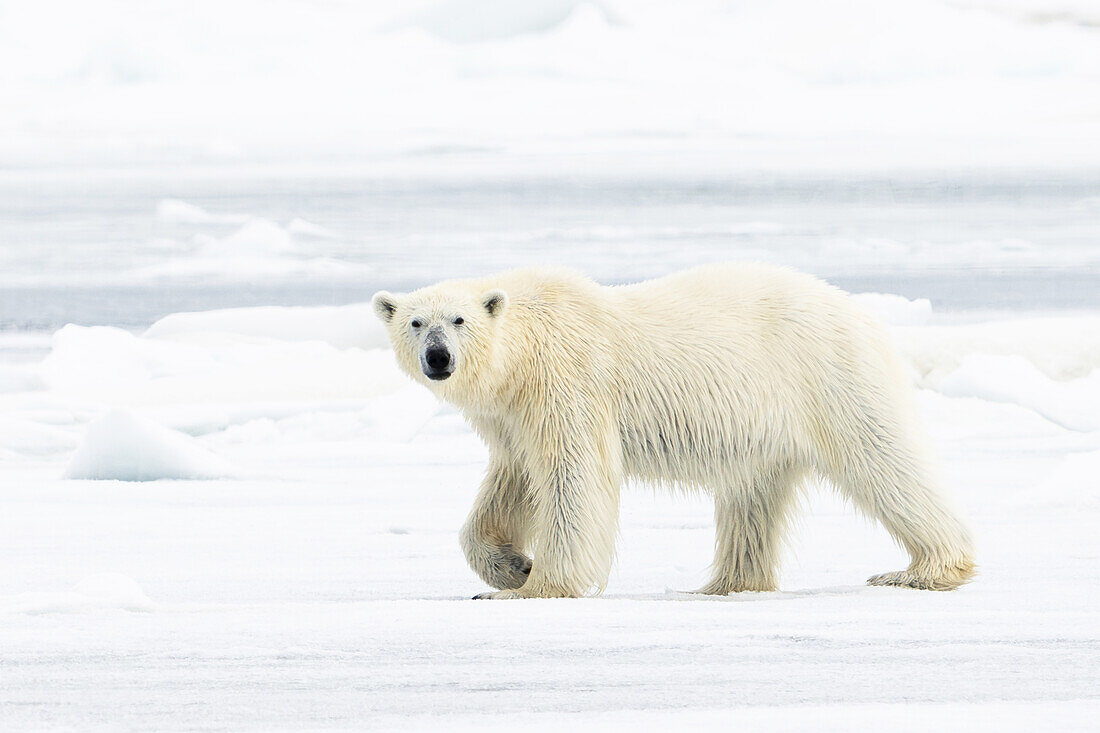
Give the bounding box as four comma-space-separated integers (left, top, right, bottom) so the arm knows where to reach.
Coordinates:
825, 417, 976, 591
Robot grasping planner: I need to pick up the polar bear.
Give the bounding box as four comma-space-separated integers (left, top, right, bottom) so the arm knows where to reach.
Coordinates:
372, 264, 975, 599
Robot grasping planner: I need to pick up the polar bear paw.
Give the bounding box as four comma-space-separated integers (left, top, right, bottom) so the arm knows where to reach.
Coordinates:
691, 578, 777, 595
867, 567, 972, 591
472, 580, 582, 599
471, 543, 532, 591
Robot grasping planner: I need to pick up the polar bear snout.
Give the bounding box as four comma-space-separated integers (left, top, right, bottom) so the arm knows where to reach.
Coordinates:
420, 328, 455, 380
423, 346, 453, 380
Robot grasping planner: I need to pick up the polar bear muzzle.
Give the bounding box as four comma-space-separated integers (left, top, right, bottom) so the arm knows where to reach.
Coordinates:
420, 330, 454, 381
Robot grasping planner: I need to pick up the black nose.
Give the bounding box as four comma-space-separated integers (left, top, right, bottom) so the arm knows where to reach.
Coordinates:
425, 347, 451, 371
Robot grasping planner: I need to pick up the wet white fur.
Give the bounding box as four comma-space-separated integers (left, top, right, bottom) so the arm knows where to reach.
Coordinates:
372, 264, 976, 598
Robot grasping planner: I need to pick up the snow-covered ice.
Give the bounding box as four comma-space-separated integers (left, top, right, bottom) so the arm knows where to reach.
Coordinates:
938, 354, 1100, 432
1, 295, 1098, 729
1, 0, 1099, 171
155, 199, 248, 226
2, 573, 157, 615
63, 410, 243, 481
849, 293, 933, 327
131, 217, 374, 282
144, 303, 387, 351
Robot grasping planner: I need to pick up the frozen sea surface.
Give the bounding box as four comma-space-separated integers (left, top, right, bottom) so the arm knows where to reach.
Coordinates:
2, 168, 1099, 331
2, 1, 1099, 170
3, 0, 1099, 726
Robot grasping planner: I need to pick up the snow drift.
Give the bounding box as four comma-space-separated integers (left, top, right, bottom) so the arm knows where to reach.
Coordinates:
145, 303, 387, 350
2, 573, 156, 614
1025, 449, 1100, 509
42, 322, 406, 407
132, 217, 370, 281
64, 409, 243, 481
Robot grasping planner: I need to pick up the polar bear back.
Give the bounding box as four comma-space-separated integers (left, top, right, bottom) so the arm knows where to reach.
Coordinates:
590, 264, 915, 489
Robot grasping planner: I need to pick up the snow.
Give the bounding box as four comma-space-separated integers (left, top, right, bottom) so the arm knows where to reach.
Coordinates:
199, 218, 294, 257
0, 417, 77, 457
938, 354, 1100, 431
897, 316, 1100, 382
145, 303, 387, 350
286, 217, 337, 240
132, 217, 373, 282
1, 0, 1098, 726
1, 296, 1098, 728
42, 322, 406, 408
1019, 449, 1100, 510
1, 1, 1098, 172
63, 409, 243, 481
0, 364, 44, 394
155, 198, 247, 225
435, 703, 1100, 732
851, 292, 933, 326
2, 573, 157, 615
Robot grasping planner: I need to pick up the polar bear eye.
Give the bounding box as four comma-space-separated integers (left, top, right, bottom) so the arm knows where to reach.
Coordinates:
453, 317, 464, 326
410, 320, 422, 329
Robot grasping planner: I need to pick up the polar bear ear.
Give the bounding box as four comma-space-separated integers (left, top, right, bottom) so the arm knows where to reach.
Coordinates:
372, 291, 399, 322
482, 289, 508, 317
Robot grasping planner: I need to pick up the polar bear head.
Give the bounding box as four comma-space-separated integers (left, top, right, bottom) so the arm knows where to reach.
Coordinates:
371, 284, 509, 394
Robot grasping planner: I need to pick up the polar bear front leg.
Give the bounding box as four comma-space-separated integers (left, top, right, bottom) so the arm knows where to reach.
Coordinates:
476, 420, 622, 599
460, 458, 534, 591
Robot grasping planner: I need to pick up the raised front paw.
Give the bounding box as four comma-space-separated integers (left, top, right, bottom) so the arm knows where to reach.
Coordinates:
468, 542, 532, 590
